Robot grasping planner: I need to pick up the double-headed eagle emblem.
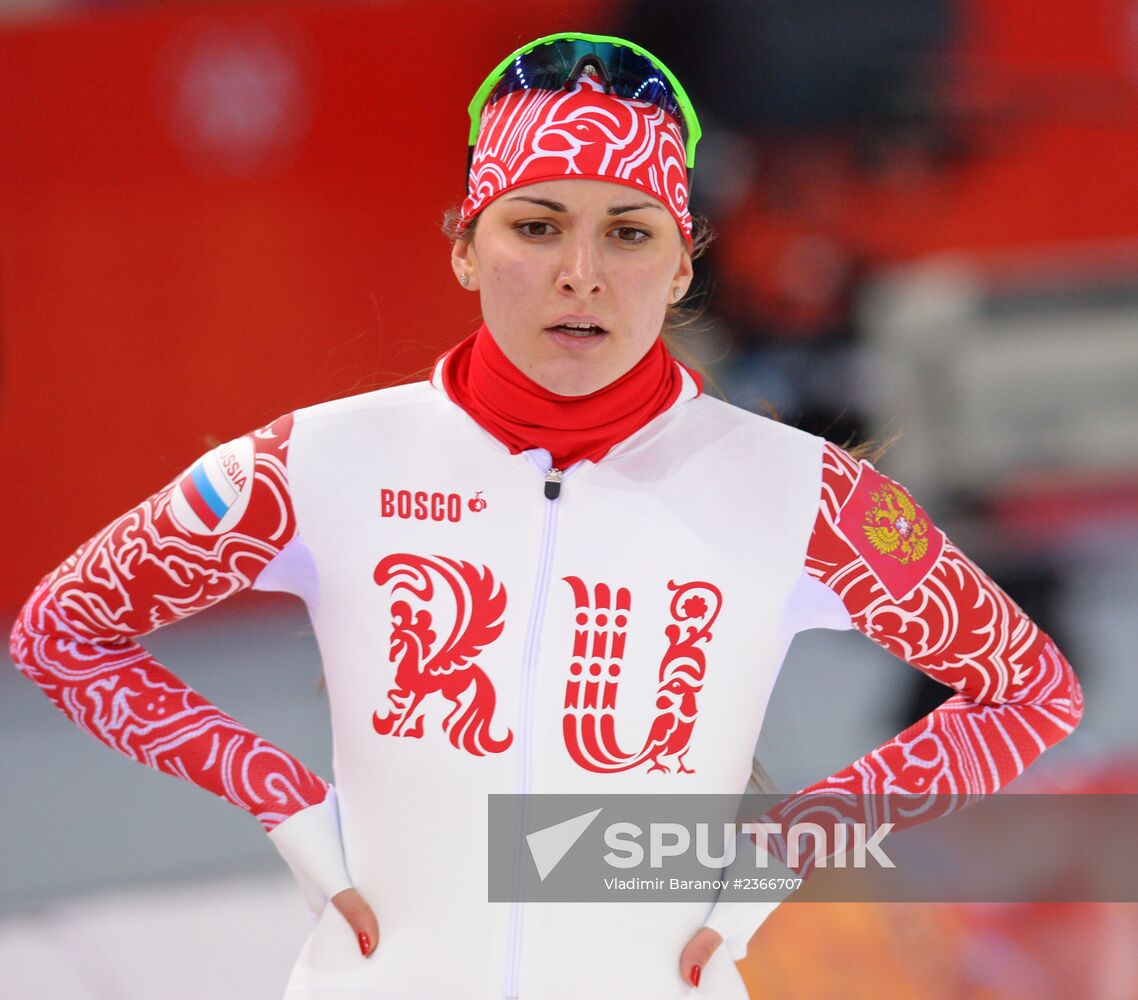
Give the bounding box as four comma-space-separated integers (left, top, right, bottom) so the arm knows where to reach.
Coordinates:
862, 483, 930, 565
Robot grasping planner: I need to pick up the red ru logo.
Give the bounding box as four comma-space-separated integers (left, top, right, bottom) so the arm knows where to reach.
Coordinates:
371, 554, 513, 755
561, 577, 722, 774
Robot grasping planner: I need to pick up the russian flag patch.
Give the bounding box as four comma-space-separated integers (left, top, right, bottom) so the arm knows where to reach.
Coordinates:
170, 437, 256, 536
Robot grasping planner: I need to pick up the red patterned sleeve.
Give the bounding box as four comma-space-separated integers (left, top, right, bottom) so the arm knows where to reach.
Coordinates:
708, 442, 1085, 953
799, 441, 1083, 803
8, 414, 329, 833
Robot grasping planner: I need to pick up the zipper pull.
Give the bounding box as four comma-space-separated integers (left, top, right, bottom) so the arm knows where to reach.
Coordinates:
544, 467, 563, 500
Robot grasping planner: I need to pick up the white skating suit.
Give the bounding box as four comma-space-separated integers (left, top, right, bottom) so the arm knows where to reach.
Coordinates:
10, 361, 1083, 1000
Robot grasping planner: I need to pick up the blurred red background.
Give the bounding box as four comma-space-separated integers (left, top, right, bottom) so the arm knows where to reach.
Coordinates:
0, 0, 617, 606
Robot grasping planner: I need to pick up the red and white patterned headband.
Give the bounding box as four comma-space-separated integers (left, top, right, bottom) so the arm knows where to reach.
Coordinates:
460, 74, 692, 244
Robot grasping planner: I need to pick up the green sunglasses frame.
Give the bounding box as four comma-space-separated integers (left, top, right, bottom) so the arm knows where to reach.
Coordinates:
466, 31, 703, 169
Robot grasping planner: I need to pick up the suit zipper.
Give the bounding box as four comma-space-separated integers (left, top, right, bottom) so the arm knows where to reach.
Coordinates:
503, 457, 571, 999
543, 467, 563, 500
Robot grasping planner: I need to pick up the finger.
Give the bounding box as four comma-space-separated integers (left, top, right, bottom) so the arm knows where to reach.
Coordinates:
678, 926, 723, 988
331, 887, 380, 958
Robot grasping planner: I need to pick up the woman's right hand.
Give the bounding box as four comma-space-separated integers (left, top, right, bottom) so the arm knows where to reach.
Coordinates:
332, 887, 380, 957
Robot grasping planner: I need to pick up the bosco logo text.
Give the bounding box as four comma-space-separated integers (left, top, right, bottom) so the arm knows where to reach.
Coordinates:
380, 489, 470, 523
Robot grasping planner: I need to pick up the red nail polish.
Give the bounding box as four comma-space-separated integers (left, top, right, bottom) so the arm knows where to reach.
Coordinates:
358, 931, 371, 956
690, 963, 701, 987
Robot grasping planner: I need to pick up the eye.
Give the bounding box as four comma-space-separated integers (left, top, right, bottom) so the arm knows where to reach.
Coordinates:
514, 221, 556, 238
612, 225, 650, 244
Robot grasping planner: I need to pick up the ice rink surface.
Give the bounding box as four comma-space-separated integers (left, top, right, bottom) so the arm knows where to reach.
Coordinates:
0, 873, 309, 1000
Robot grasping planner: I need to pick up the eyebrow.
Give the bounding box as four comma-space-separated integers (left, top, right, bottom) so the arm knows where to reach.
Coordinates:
504, 196, 665, 215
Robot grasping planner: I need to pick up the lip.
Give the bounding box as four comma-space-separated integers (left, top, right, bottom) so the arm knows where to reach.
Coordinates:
545, 315, 609, 333
547, 328, 609, 351
544, 316, 610, 353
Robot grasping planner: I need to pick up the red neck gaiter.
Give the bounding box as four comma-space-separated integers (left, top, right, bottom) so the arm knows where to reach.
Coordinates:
439, 324, 700, 468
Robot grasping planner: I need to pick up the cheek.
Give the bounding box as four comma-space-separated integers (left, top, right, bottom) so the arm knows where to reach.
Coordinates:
484, 256, 545, 303
627, 249, 679, 291
620, 262, 673, 316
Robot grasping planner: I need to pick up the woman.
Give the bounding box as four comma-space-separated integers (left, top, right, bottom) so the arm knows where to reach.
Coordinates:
9, 32, 1082, 999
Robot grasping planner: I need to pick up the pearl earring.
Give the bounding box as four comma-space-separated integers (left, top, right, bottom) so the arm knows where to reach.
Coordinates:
673, 286, 683, 300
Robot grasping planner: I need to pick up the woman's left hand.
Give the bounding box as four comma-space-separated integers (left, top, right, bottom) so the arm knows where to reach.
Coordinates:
679, 926, 723, 988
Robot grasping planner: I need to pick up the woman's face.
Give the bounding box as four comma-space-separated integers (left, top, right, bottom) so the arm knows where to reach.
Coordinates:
451, 179, 693, 396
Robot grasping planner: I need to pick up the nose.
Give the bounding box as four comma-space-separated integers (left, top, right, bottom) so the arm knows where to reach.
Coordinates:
557, 231, 605, 297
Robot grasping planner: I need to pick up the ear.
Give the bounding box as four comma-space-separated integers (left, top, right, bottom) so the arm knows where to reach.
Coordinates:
450, 237, 480, 292
672, 248, 694, 300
